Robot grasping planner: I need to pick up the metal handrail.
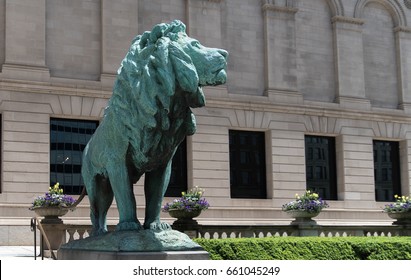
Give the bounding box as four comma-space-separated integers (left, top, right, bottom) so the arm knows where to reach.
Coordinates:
30, 217, 57, 260
30, 218, 38, 259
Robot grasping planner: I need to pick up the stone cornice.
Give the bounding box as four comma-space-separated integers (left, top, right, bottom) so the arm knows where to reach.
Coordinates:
262, 4, 298, 14
205, 94, 411, 124
331, 16, 364, 25
0, 78, 112, 99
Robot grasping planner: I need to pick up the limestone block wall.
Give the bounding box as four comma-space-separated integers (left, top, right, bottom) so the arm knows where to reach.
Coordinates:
0, 89, 108, 208
46, 0, 102, 81
0, 0, 411, 244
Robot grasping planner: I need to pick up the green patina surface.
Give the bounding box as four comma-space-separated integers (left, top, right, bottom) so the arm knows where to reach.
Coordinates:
78, 20, 227, 251
61, 229, 203, 252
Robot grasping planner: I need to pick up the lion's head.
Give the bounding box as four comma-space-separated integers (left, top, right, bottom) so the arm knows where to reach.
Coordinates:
118, 19, 227, 108
107, 20, 228, 147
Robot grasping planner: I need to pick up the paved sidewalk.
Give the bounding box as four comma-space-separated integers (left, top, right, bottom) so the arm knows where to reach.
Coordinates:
0, 246, 39, 259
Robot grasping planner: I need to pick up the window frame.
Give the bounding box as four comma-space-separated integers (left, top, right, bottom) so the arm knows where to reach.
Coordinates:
229, 129, 267, 199
50, 117, 99, 195
304, 134, 338, 200
373, 140, 401, 202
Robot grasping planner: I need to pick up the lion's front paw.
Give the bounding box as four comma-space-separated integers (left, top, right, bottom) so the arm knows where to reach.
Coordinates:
116, 221, 143, 231
90, 228, 108, 237
144, 221, 172, 231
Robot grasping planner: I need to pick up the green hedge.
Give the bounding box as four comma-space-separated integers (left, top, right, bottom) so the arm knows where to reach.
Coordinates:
194, 237, 411, 260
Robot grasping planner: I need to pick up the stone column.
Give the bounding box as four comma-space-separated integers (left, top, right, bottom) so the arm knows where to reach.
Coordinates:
332, 16, 371, 110
100, 0, 139, 87
336, 133, 375, 206
399, 140, 411, 197
395, 27, 411, 112
262, 2, 301, 104
2, 0, 50, 81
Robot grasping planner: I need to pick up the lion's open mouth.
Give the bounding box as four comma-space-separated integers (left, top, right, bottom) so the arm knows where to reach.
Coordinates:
203, 68, 227, 86
214, 68, 227, 85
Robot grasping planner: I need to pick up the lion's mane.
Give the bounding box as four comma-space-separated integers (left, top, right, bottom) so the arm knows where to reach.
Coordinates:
104, 20, 203, 168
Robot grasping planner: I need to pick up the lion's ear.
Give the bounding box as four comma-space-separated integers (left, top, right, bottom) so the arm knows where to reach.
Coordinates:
168, 42, 199, 93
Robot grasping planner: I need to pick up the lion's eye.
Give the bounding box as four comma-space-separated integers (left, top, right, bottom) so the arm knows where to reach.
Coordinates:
191, 41, 200, 48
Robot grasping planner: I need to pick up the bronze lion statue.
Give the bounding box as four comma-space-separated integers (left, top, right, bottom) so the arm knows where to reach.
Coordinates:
81, 20, 228, 236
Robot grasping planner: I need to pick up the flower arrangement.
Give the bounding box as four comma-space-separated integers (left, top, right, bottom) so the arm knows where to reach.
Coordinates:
162, 186, 210, 213
31, 183, 76, 209
383, 195, 411, 213
282, 190, 329, 213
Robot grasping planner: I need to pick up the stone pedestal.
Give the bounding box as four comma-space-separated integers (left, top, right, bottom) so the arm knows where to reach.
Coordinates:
58, 248, 209, 260
57, 229, 209, 260
171, 212, 200, 239
387, 212, 411, 225
40, 223, 66, 251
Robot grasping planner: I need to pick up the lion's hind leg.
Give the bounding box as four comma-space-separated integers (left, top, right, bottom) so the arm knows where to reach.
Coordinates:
87, 175, 114, 236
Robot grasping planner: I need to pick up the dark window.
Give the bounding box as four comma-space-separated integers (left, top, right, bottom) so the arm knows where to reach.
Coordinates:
229, 130, 267, 199
50, 118, 98, 195
373, 140, 401, 201
305, 135, 337, 200
165, 138, 187, 197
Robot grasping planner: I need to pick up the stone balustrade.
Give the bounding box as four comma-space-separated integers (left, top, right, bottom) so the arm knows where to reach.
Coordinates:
31, 221, 411, 259
60, 223, 411, 243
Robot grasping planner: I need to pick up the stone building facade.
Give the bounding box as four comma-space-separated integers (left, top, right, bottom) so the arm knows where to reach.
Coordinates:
1, 0, 411, 244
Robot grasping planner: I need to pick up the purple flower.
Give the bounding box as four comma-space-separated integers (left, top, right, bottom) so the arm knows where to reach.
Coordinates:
31, 183, 76, 208
162, 186, 210, 212
383, 195, 411, 213
282, 190, 329, 213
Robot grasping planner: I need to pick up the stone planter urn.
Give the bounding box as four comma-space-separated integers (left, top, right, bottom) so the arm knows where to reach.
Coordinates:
168, 209, 202, 225
387, 212, 411, 225
282, 190, 329, 227
32, 206, 69, 224
285, 210, 320, 225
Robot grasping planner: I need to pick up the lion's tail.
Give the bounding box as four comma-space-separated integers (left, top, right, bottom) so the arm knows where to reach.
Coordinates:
62, 187, 87, 210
